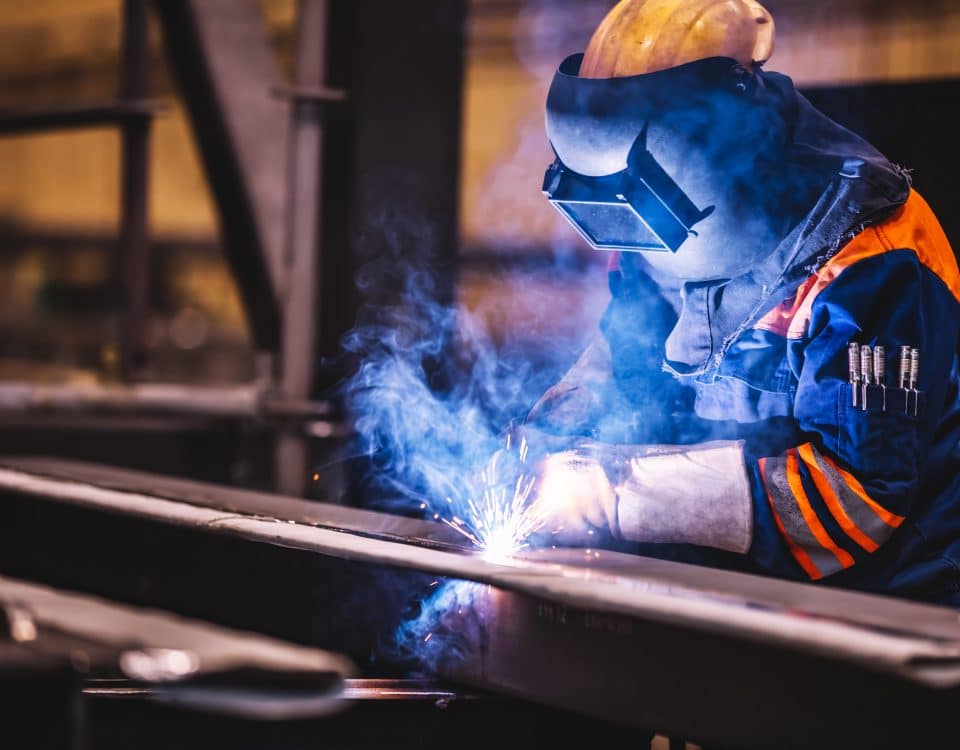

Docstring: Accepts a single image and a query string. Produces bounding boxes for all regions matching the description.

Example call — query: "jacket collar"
[658,74,912,377]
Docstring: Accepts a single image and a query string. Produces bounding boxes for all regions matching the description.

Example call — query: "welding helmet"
[543,53,791,281]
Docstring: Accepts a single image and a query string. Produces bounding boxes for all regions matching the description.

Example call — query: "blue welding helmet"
[544,53,788,278]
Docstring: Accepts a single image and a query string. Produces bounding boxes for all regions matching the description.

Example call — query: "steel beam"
[152,0,287,351]
[0,381,332,421]
[1,575,352,720]
[0,101,161,136]
[117,0,153,379]
[2,458,960,747]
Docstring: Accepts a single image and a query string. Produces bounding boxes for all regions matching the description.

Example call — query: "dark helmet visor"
[543,124,714,253]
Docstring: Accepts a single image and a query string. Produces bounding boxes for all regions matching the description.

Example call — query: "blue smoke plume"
[340,252,589,522]
[392,579,491,674]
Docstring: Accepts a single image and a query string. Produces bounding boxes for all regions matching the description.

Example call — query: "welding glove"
[532,449,620,545]
[532,440,752,553]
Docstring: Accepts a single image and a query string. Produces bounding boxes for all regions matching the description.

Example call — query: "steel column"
[152,0,287,351]
[116,0,153,380]
[275,0,330,496]
[316,0,468,388]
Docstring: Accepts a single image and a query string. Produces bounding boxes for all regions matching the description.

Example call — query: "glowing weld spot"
[438,434,545,559]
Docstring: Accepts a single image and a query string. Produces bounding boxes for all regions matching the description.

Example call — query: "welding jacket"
[534,78,960,605]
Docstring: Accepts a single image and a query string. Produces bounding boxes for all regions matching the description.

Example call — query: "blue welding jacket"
[598,69,960,605]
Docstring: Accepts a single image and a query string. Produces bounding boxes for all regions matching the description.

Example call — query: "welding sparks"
[438,434,545,559]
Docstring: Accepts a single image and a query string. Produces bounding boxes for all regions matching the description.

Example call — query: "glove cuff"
[615,441,753,553]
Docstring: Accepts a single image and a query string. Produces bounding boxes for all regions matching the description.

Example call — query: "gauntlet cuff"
[615,441,753,553]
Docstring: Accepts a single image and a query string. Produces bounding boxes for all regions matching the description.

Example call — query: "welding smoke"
[340,242,600,518]
[391,579,491,674]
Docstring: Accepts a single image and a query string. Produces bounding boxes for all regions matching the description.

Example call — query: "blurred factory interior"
[3,1,960,748]
[3,0,959,498]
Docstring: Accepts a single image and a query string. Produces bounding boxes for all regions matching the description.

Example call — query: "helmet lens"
[554,200,667,252]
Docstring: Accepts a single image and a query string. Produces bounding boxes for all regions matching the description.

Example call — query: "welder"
[528,0,960,605]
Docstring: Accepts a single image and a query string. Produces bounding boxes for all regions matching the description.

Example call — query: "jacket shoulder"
[755,190,959,339]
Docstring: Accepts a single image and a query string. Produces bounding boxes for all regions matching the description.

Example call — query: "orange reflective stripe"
[781,189,960,339]
[759,457,822,580]
[820,454,906,529]
[785,450,856,569]
[797,443,879,553]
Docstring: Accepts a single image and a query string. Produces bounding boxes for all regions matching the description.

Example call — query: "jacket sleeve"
[748,250,960,580]
[525,334,615,437]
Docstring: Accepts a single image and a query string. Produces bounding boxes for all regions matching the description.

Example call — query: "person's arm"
[527,255,691,442]
[526,335,614,436]
[536,249,960,575]
[746,250,958,579]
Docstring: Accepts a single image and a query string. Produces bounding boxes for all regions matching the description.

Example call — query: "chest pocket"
[693,328,796,423]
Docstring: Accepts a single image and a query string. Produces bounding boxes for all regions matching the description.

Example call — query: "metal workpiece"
[153,0,289,351]
[276,0,331,497]
[0,381,342,438]
[0,575,353,721]
[4,457,960,749]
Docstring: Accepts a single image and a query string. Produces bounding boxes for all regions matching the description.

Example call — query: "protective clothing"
[532,63,960,605]
[534,450,619,545]
[536,440,752,552]
[614,441,752,551]
[581,0,775,79]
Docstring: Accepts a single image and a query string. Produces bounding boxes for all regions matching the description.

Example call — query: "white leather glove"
[532,441,753,553]
[532,450,619,545]
[614,441,753,553]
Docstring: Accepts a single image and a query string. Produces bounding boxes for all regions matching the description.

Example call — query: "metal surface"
[0,456,463,550]
[153,0,287,351]
[0,381,332,421]
[87,677,467,703]
[340,678,466,702]
[117,0,153,380]
[3,457,960,748]
[81,673,636,750]
[271,84,348,103]
[276,0,330,497]
[0,574,353,720]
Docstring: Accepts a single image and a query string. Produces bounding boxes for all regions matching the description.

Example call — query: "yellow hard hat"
[581,0,775,79]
